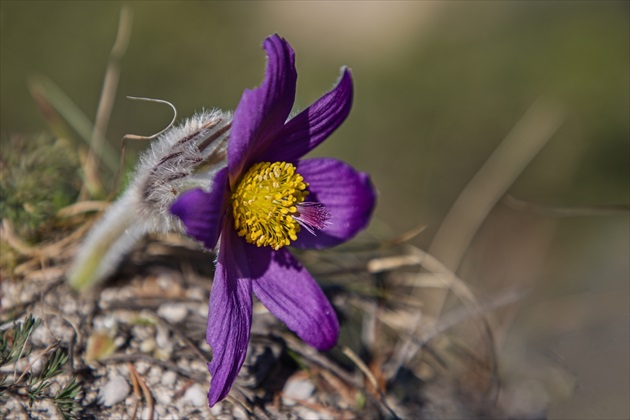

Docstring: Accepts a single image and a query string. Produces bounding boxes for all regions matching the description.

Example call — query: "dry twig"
[128,362,154,420]
[83,6,133,195]
[427,100,564,318]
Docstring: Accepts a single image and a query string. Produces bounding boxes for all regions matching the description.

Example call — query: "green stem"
[68,189,144,291]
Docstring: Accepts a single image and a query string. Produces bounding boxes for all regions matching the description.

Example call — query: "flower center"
[231,161,309,250]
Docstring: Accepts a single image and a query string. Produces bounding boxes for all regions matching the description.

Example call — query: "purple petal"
[207,228,267,406]
[228,34,297,185]
[252,248,339,351]
[293,158,376,249]
[170,168,228,250]
[260,68,354,163]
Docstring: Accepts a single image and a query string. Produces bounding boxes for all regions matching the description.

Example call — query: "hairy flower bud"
[68,110,232,291]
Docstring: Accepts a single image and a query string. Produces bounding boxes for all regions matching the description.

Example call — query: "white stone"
[155,325,172,350]
[199,341,212,353]
[99,375,130,407]
[295,407,324,420]
[28,354,44,375]
[157,303,188,323]
[283,377,315,406]
[139,337,156,353]
[183,384,206,407]
[156,404,167,417]
[133,361,149,375]
[30,323,53,347]
[161,370,177,386]
[197,305,209,317]
[101,315,117,330]
[154,347,172,361]
[185,287,206,301]
[155,388,172,405]
[210,401,223,416]
[232,405,248,419]
[113,336,125,348]
[157,274,172,290]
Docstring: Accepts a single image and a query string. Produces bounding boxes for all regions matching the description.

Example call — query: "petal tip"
[207,389,221,408]
[340,65,353,82]
[314,328,339,352]
[315,308,340,351]
[263,33,295,63]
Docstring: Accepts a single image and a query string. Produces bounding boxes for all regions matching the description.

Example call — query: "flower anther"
[231,161,310,250]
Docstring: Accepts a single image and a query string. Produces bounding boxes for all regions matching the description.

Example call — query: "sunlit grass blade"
[28,75,119,174]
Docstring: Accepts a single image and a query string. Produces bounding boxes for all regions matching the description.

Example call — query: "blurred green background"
[1,2,628,418]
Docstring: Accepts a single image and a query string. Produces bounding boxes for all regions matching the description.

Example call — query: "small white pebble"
[283,377,315,406]
[157,274,173,290]
[139,337,157,353]
[134,361,150,375]
[18,290,33,303]
[4,398,24,416]
[30,325,53,347]
[99,375,130,407]
[155,391,171,408]
[183,384,207,407]
[154,347,173,361]
[113,336,125,348]
[210,401,223,416]
[27,354,44,375]
[185,287,206,301]
[189,360,207,373]
[63,300,78,314]
[101,315,117,330]
[155,388,172,405]
[161,370,177,387]
[295,407,324,420]
[232,405,248,419]
[197,305,209,317]
[148,366,164,384]
[157,303,188,323]
[155,325,172,350]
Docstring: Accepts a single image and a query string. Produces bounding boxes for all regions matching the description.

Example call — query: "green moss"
[0,134,81,242]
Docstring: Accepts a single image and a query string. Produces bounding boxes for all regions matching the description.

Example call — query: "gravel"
[99,375,131,407]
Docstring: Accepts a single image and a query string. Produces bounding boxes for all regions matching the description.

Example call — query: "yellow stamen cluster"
[231,161,309,250]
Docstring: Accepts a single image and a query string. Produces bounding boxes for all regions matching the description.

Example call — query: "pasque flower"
[170,34,376,406]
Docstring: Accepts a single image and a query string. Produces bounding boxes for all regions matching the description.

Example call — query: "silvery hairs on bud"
[68,110,232,291]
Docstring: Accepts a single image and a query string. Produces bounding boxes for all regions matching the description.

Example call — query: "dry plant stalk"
[82,6,133,197]
[426,99,565,319]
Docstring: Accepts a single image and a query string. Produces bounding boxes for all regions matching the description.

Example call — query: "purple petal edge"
[206,229,255,406]
[252,248,339,351]
[293,158,376,249]
[228,34,297,185]
[260,67,354,163]
[170,168,228,250]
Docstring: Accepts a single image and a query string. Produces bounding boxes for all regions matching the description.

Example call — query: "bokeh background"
[1,2,628,418]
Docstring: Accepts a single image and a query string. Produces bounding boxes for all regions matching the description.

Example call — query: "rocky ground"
[1,213,554,419]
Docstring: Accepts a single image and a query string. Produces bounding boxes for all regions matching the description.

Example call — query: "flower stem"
[68,189,144,291]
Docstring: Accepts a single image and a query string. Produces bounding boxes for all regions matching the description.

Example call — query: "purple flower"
[170,34,376,407]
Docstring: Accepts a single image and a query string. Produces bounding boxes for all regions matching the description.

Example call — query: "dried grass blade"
[426,99,564,318]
